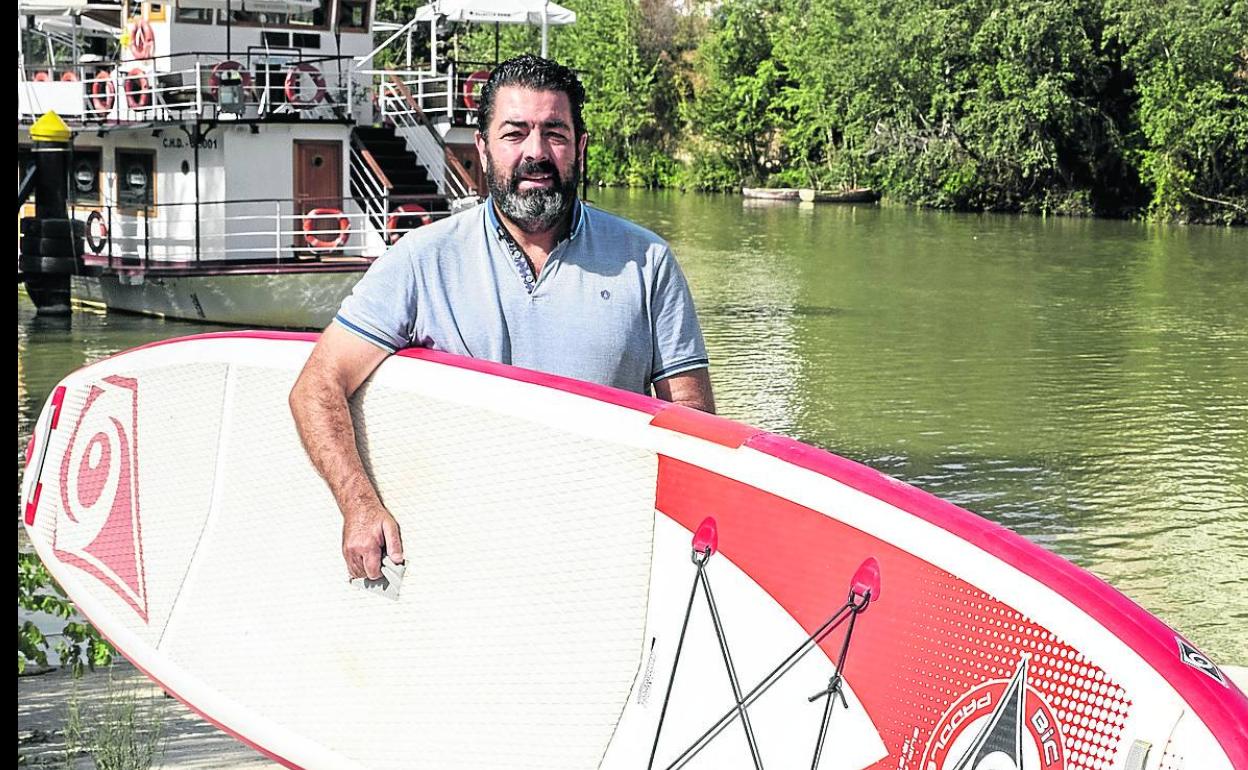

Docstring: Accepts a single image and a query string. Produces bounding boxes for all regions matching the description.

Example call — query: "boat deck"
[78,254,374,278]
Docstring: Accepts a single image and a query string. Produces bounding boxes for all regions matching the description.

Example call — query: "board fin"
[350,555,405,601]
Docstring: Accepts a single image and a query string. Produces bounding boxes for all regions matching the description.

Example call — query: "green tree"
[773,0,1133,213]
[687,0,790,186]
[448,0,670,185]
[550,0,662,185]
[368,0,1246,221]
[1107,0,1248,223]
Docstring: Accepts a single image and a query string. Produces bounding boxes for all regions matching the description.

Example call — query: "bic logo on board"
[921,657,1065,770]
[55,376,150,623]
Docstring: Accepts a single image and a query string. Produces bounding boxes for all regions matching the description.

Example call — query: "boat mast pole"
[541,1,549,58]
[72,15,79,78]
[194,123,201,264]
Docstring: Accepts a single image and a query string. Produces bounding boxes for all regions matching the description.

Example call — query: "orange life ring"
[85,210,109,254]
[60,70,80,82]
[285,63,327,109]
[89,71,116,113]
[462,70,490,110]
[124,68,151,109]
[33,71,51,82]
[303,208,350,251]
[209,60,253,101]
[386,203,433,243]
[129,18,155,60]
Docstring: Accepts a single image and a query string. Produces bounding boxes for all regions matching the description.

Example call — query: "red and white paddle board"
[19,332,1247,770]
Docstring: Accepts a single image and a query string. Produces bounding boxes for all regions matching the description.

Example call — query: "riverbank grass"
[61,670,166,770]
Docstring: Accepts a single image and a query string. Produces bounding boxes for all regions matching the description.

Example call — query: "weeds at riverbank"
[62,671,166,770]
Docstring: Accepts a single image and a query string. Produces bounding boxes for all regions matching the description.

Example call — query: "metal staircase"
[349,124,456,246]
[348,71,480,247]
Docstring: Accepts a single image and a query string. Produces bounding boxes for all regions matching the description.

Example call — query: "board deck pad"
[19,332,1248,770]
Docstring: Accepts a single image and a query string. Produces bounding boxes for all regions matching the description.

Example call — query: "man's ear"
[578,131,589,175]
[475,131,488,172]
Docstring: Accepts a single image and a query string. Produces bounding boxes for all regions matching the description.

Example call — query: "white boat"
[17,0,574,327]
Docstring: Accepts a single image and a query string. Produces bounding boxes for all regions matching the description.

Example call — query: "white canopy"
[18,0,88,14]
[177,0,321,12]
[414,0,576,26]
[36,14,118,37]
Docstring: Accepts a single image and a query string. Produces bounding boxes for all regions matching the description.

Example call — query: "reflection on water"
[16,193,1248,664]
[594,189,1248,664]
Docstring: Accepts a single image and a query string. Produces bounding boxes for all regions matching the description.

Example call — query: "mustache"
[510,159,563,192]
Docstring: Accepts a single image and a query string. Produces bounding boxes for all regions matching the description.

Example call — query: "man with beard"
[290,55,712,580]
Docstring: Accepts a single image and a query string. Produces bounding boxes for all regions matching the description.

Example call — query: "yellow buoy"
[31,111,72,144]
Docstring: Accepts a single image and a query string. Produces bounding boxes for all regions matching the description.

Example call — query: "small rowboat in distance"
[798,187,881,203]
[741,187,802,201]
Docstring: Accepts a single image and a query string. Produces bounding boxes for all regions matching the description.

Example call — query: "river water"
[17,189,1248,664]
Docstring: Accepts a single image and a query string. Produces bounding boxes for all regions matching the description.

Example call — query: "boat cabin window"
[220,0,329,30]
[262,31,322,50]
[174,7,214,24]
[70,148,103,206]
[337,0,370,32]
[116,149,156,213]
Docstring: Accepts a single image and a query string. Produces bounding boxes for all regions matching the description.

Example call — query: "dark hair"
[476,54,586,139]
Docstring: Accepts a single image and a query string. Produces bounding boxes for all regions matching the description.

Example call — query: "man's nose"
[521,129,549,161]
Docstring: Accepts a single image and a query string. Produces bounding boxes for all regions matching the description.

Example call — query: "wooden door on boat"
[293,140,343,252]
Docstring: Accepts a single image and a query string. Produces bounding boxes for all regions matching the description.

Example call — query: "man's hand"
[289,323,400,579]
[342,501,405,580]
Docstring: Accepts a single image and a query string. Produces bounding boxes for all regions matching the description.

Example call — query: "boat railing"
[349,137,394,235]
[362,61,494,128]
[379,76,476,202]
[18,51,357,125]
[350,14,500,128]
[67,194,451,271]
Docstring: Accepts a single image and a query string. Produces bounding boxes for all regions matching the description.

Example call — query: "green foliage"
[18,551,112,676]
[683,145,743,191]
[369,0,1245,221]
[686,0,790,184]
[769,0,1126,214]
[447,0,679,186]
[1106,0,1248,224]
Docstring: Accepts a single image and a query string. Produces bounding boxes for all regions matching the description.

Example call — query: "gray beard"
[485,153,579,234]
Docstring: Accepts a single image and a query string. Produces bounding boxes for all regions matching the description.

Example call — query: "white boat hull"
[72,271,363,329]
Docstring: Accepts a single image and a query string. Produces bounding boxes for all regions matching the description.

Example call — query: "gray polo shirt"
[334,199,708,395]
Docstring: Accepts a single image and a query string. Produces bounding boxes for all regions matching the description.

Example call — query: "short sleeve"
[650,245,709,383]
[333,245,417,353]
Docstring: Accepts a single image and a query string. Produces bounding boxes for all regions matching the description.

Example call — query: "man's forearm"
[290,373,382,517]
